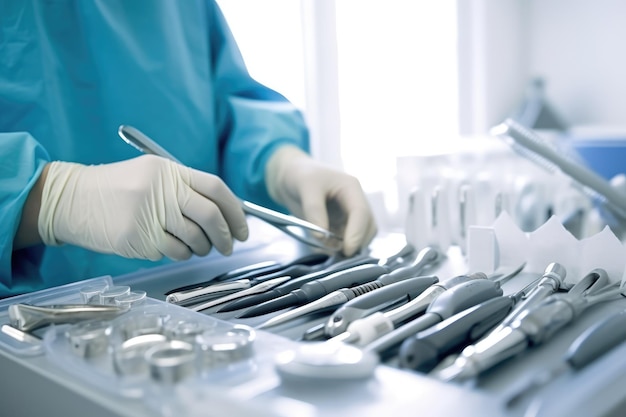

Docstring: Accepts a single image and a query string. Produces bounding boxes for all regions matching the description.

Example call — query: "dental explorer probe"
[257,247,442,328]
[327,263,525,347]
[433,268,618,383]
[505,309,626,407]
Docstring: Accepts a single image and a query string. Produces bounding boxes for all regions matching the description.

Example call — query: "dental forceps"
[117,124,343,252]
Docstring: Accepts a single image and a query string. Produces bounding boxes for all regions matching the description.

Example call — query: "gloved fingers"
[157,232,194,261]
[328,184,378,257]
[179,190,234,255]
[296,187,331,235]
[342,208,378,257]
[167,214,214,257]
[186,169,249,242]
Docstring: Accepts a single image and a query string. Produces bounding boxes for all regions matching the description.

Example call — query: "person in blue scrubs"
[0,1,377,298]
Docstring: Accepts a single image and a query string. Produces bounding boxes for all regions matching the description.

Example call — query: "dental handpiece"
[395,281,540,372]
[434,269,619,382]
[396,296,515,372]
[330,276,500,347]
[505,309,626,407]
[486,262,567,338]
[362,279,503,354]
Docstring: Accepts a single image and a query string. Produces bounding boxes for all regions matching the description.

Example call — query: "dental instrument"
[259,275,439,330]
[433,269,618,383]
[219,243,416,313]
[118,124,344,252]
[395,281,539,371]
[1,324,43,345]
[166,280,252,305]
[301,275,440,341]
[396,296,515,372]
[484,262,567,338]
[9,303,129,333]
[165,253,330,297]
[505,309,626,407]
[337,279,502,348]
[190,276,291,312]
[239,263,390,319]
[256,246,442,328]
[326,263,525,347]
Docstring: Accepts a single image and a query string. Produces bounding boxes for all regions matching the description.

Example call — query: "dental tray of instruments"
[4,269,626,417]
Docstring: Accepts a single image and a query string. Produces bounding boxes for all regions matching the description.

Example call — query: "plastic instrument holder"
[0,275,114,356]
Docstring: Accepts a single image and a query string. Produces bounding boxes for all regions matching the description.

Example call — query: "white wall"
[528,0,626,127]
[462,0,626,133]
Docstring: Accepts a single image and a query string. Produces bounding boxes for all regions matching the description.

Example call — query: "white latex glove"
[266,146,377,256]
[38,155,248,261]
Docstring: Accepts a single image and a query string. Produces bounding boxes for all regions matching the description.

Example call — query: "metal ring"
[116,312,167,340]
[112,333,167,377]
[145,340,196,384]
[195,324,256,370]
[65,320,113,359]
[163,319,216,343]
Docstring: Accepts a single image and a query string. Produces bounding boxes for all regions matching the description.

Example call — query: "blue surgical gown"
[0,0,309,297]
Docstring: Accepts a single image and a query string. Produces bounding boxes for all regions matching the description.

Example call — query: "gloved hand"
[38,155,248,261]
[266,145,377,256]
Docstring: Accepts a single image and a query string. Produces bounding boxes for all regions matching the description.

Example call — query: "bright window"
[335,1,458,191]
[217,0,458,215]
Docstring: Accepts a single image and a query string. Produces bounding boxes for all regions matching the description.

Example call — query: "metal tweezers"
[118,124,343,252]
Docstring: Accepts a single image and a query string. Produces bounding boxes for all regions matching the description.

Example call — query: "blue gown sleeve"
[0,132,50,294]
[208,3,310,211]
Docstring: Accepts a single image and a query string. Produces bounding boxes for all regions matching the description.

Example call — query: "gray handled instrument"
[397,296,514,372]
[506,309,626,407]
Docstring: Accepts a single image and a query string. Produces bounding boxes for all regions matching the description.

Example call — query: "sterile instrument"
[505,309,626,407]
[396,296,516,372]
[1,324,43,345]
[221,243,416,314]
[433,268,619,382]
[215,253,381,312]
[327,263,525,347]
[492,118,626,218]
[165,252,331,300]
[312,274,441,339]
[240,263,390,319]
[166,276,289,307]
[482,262,567,339]
[189,276,291,312]
[300,275,442,342]
[8,303,129,333]
[118,124,344,252]
[256,246,442,328]
[356,279,502,351]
